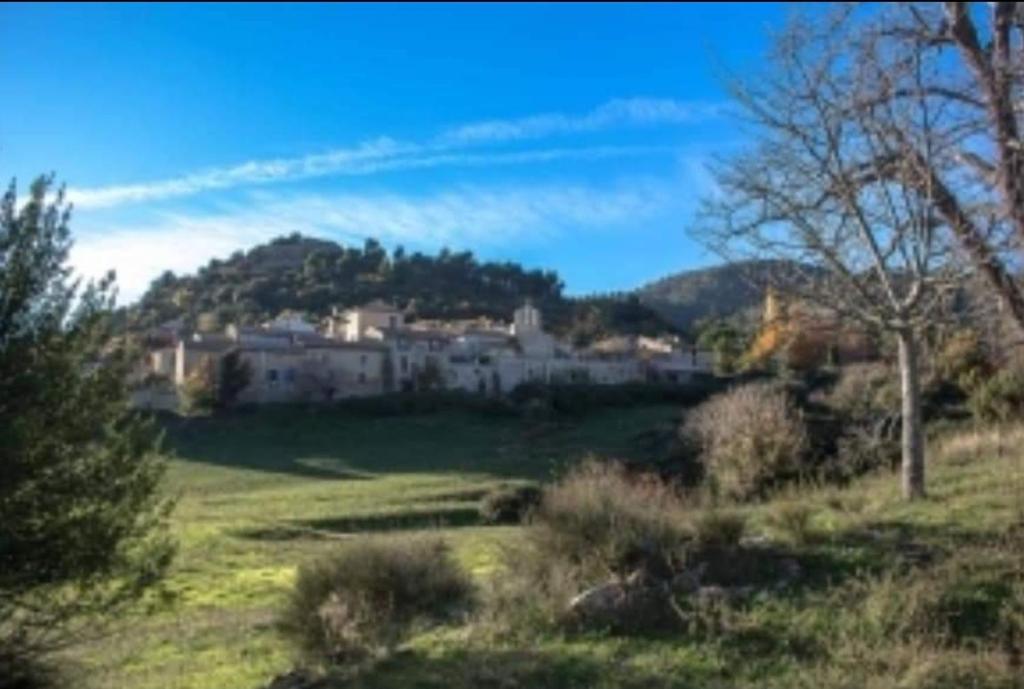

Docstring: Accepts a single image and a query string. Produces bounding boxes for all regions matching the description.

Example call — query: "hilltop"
[125,233,676,345]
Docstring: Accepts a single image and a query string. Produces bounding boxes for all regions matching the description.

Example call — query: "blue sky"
[1,2,796,303]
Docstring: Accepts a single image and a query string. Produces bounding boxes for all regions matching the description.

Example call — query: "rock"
[695,585,728,604]
[567,581,627,621]
[567,578,683,633]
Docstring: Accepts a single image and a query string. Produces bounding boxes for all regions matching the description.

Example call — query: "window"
[358,372,366,384]
[266,369,279,383]
[400,356,408,373]
[388,315,397,329]
[285,368,296,383]
[360,354,367,366]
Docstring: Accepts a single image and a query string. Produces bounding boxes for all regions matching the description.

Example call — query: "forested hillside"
[126,233,676,344]
[636,260,808,331]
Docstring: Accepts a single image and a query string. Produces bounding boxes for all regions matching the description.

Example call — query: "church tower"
[512,300,542,336]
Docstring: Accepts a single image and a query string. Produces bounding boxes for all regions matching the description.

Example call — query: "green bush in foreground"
[278,536,472,665]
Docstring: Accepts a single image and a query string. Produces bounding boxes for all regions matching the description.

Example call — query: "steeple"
[512,300,542,335]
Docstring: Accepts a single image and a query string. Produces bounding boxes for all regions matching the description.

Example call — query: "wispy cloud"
[71,178,680,302]
[66,97,716,210]
[67,137,412,209]
[438,97,721,145]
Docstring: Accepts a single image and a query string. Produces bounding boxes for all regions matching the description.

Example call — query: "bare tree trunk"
[897,328,925,500]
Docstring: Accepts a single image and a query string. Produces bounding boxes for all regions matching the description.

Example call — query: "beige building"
[134,300,714,410]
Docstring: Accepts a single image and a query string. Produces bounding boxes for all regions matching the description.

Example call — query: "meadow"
[67,404,679,689]
[66,403,1024,689]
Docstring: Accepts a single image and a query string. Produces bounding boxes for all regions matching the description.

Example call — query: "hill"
[125,233,676,345]
[635,260,804,332]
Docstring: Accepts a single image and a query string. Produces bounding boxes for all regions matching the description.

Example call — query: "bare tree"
[698,9,968,499]
[846,2,1024,337]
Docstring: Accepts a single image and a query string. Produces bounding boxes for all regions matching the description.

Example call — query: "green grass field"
[65,406,1024,689]
[67,404,680,689]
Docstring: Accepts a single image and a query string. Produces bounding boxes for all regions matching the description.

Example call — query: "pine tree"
[0,176,174,677]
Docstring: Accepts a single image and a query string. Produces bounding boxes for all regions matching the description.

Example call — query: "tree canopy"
[0,177,174,673]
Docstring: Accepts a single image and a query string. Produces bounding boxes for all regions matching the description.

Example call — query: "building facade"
[133,302,713,410]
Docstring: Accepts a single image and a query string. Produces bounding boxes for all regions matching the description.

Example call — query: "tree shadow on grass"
[232,506,484,541]
[316,644,722,689]
[770,517,1001,603]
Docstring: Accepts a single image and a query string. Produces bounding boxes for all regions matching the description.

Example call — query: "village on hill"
[132,299,715,410]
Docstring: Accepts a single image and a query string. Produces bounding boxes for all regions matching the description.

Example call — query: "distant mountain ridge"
[634,260,805,331]
[125,233,799,342]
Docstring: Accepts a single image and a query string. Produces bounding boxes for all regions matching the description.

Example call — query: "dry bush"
[692,509,747,549]
[528,460,691,581]
[684,382,809,501]
[827,363,900,422]
[969,359,1024,425]
[932,329,993,395]
[478,483,542,525]
[481,459,691,635]
[936,425,1024,465]
[766,500,818,546]
[278,535,472,665]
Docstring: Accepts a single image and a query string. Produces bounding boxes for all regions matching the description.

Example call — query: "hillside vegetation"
[125,233,675,345]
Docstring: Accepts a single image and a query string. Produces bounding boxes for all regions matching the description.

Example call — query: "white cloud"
[65,97,716,210]
[439,97,720,145]
[67,137,413,209]
[70,178,679,303]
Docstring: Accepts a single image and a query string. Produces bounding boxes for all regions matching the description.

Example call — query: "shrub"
[692,509,747,549]
[832,427,900,481]
[528,460,691,581]
[278,536,472,664]
[969,360,1024,424]
[0,647,65,689]
[684,382,809,500]
[479,484,542,525]
[826,363,900,423]
[179,359,217,415]
[767,501,817,545]
[933,328,993,395]
[482,460,691,634]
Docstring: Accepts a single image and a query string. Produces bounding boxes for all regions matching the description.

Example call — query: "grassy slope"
[68,405,679,689]
[68,408,1024,689]
[351,428,1024,689]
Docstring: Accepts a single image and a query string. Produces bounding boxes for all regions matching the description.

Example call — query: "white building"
[133,301,713,410]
